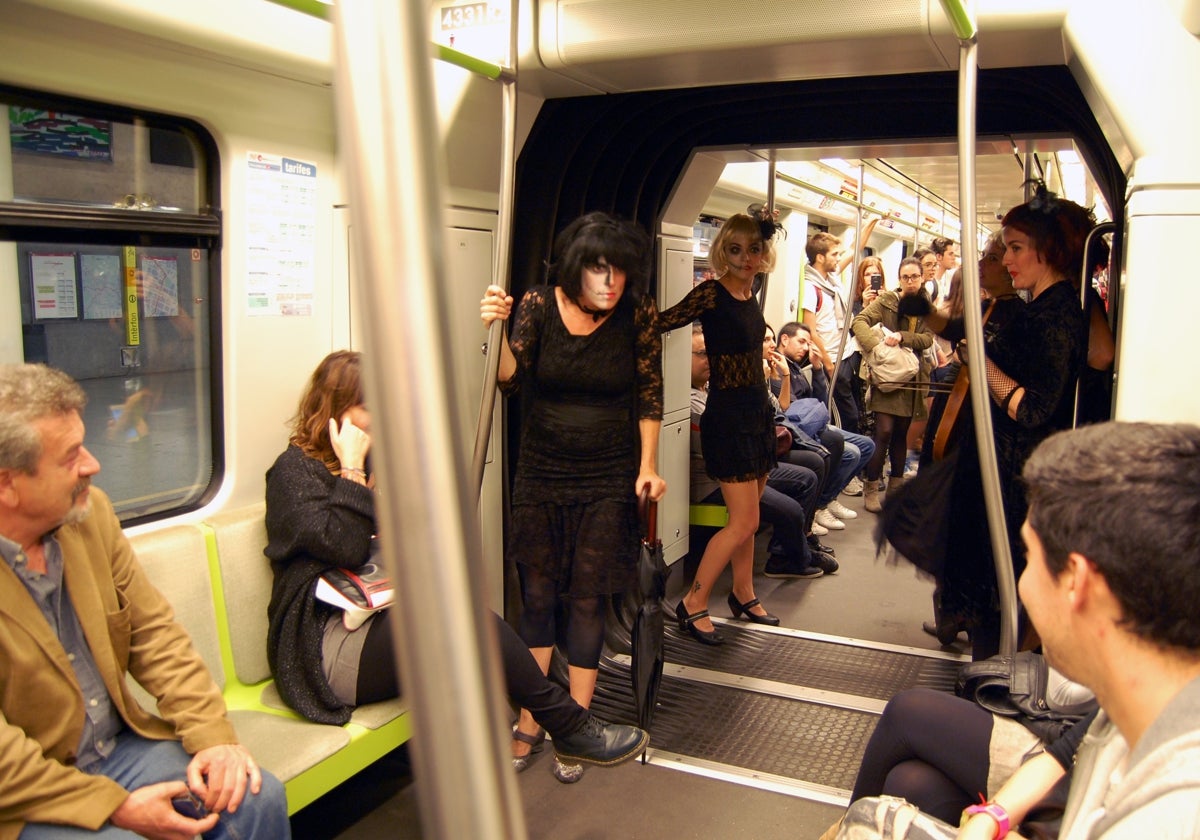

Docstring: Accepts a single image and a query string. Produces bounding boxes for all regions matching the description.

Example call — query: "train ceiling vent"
[536,0,949,91]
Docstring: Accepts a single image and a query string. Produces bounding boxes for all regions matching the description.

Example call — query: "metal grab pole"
[471,0,519,500]
[1074,222,1116,427]
[331,2,524,837]
[940,1,1019,656]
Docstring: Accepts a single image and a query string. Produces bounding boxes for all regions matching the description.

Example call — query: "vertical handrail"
[471,0,520,499]
[331,2,525,837]
[826,167,868,421]
[1074,222,1116,427]
[939,0,1019,656]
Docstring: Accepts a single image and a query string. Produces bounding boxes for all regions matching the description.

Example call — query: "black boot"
[552,715,648,767]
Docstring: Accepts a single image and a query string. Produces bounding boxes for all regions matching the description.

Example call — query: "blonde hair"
[709,214,777,276]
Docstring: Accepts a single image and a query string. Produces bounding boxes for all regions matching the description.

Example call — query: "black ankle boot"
[552,715,648,767]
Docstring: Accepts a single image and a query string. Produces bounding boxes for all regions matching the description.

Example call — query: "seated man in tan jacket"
[0,363,289,839]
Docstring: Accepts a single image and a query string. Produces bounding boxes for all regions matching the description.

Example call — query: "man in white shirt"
[800,219,877,434]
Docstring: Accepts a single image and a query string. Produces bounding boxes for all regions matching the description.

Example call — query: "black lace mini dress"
[659,279,775,483]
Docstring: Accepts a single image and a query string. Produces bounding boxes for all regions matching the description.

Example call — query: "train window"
[0,89,221,524]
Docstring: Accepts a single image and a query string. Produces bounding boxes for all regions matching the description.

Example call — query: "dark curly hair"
[1001,181,1097,284]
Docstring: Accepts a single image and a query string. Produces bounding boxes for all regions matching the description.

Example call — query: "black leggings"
[866,411,913,481]
[518,565,606,670]
[354,611,589,738]
[850,689,993,824]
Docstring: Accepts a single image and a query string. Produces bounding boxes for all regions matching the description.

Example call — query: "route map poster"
[139,256,180,317]
[81,253,124,319]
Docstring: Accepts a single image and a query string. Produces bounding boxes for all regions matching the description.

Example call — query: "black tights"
[850,689,993,824]
[867,411,912,481]
[518,566,606,669]
[354,611,589,738]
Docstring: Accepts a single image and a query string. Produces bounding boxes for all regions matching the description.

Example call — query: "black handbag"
[956,651,1097,742]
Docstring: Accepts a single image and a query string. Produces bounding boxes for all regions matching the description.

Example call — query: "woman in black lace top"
[480,212,665,779]
[659,212,783,644]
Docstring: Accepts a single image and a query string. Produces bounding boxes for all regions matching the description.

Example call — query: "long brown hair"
[854,256,885,301]
[289,350,364,470]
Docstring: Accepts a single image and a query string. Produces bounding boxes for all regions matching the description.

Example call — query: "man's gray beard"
[61,494,92,526]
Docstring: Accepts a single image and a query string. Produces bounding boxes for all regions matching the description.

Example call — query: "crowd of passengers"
[1,183,1189,839]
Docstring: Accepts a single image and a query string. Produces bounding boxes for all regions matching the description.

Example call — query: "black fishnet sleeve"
[657,280,718,333]
[498,286,549,397]
[634,294,663,420]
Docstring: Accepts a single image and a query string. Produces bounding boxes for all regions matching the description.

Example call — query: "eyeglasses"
[899,273,922,281]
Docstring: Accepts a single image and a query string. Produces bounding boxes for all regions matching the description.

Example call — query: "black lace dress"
[502,286,662,597]
[659,279,776,482]
[941,282,1086,648]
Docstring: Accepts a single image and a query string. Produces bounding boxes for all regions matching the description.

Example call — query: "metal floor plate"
[662,622,961,699]
[587,621,964,798]
[591,670,877,792]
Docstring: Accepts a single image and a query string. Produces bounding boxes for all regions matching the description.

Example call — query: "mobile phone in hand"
[171,792,208,820]
[869,274,883,291]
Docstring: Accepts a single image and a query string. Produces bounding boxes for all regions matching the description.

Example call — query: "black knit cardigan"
[264,445,376,724]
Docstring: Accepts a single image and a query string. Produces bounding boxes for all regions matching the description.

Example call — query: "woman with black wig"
[480,212,665,781]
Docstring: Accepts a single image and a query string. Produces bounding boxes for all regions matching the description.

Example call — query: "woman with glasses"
[851,257,935,513]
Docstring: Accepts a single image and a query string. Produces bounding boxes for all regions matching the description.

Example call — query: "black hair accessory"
[1022,179,1059,214]
[747,203,785,241]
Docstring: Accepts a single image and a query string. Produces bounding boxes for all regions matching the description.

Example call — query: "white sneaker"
[826,500,858,520]
[842,476,864,496]
[814,508,846,530]
[811,521,829,537]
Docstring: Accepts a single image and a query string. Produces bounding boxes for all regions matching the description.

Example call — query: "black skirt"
[700,385,776,483]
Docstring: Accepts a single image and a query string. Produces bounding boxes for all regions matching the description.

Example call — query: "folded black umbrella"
[630,488,666,761]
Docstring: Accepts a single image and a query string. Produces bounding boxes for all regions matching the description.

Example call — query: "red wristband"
[963,801,1010,838]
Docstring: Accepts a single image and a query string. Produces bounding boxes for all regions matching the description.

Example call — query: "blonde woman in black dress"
[659,212,782,644]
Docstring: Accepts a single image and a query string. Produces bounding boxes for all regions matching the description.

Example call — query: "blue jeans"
[819,427,876,506]
[19,734,290,839]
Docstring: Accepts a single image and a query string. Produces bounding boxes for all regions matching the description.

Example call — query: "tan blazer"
[0,488,236,838]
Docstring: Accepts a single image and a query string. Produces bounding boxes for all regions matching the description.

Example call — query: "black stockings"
[518,565,606,670]
[867,411,912,481]
[850,689,993,824]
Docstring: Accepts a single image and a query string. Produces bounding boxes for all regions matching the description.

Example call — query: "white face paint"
[579,259,626,311]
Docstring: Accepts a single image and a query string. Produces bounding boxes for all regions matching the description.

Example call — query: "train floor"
[289,485,970,839]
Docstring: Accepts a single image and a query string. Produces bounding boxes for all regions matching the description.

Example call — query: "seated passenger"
[263,351,647,779]
[774,321,876,530]
[690,327,837,584]
[0,363,290,839]
[831,421,1200,839]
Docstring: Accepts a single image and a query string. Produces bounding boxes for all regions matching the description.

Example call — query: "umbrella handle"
[638,486,657,543]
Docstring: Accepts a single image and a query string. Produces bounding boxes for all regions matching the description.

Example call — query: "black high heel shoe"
[727,593,781,626]
[675,600,724,645]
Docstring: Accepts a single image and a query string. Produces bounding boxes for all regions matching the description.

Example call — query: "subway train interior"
[2,0,1199,836]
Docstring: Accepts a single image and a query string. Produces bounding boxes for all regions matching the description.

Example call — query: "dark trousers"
[360,611,588,739]
[834,361,860,434]
[701,460,820,569]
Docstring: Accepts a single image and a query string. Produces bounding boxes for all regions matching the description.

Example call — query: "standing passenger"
[659,212,782,643]
[851,256,934,512]
[479,212,665,782]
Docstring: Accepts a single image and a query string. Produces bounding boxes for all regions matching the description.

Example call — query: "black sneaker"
[553,716,648,767]
[764,557,823,579]
[807,535,836,557]
[810,551,839,575]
